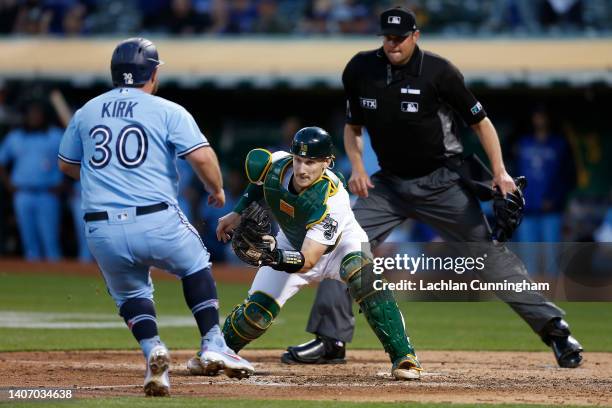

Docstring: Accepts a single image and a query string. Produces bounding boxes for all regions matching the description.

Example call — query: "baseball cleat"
[552,335,583,368]
[281,336,346,365]
[392,354,422,381]
[187,349,254,379]
[540,318,583,368]
[187,326,254,379]
[186,352,210,376]
[144,345,170,397]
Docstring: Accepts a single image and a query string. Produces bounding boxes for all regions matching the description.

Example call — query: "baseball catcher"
[207,126,422,380]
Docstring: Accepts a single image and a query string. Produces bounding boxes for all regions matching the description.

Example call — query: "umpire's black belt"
[84,203,168,222]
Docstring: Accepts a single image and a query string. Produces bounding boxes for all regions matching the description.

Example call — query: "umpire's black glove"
[492,176,527,242]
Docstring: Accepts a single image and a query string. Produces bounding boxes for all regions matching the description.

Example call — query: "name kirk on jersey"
[101,101,138,118]
[373,279,550,293]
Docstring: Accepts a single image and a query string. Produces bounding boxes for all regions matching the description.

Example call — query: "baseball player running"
[212,126,422,380]
[58,38,253,397]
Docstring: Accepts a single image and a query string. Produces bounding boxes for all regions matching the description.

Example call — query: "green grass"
[0,271,611,352]
[0,399,594,408]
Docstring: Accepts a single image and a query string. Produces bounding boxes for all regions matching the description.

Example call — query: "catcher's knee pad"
[340,252,416,362]
[222,291,280,353]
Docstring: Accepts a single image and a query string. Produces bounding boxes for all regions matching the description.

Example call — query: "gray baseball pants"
[304,167,564,342]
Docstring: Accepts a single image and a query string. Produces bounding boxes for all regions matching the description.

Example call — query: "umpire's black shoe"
[281,336,346,364]
[540,318,583,368]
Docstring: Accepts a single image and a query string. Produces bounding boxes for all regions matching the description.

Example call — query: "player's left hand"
[207,189,226,208]
[492,170,516,196]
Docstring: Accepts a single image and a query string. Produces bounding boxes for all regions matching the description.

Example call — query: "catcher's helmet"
[290,127,334,159]
[110,38,163,87]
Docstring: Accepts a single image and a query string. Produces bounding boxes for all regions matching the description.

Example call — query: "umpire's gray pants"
[304,167,564,342]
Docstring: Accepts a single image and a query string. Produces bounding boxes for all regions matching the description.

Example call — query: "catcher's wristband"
[270,249,305,273]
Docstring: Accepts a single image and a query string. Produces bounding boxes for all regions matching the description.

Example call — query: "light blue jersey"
[0,126,63,261]
[59,87,208,212]
[0,127,63,189]
[58,87,212,305]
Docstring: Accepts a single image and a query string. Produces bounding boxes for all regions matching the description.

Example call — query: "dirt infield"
[1,350,611,406]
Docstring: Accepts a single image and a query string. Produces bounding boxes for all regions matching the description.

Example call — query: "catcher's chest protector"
[263,156,332,249]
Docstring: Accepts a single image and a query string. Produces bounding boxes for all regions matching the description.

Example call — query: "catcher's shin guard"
[222,291,280,353]
[340,252,419,366]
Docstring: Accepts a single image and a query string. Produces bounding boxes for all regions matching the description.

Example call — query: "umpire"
[282,6,583,368]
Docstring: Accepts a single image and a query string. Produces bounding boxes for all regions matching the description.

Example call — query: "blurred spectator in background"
[60,1,87,36]
[224,0,258,34]
[85,0,141,34]
[253,0,291,34]
[515,106,575,275]
[539,0,584,30]
[0,99,63,261]
[329,1,372,34]
[13,0,53,34]
[563,120,612,241]
[299,0,332,34]
[0,0,609,36]
[155,0,213,35]
[0,0,19,34]
[485,0,539,33]
[42,0,87,35]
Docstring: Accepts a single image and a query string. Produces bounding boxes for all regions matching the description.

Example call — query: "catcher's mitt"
[492,176,527,242]
[231,202,277,266]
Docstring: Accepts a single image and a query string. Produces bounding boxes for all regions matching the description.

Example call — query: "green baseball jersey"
[234,149,344,249]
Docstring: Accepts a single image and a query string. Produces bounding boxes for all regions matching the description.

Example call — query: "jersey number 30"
[89,124,148,169]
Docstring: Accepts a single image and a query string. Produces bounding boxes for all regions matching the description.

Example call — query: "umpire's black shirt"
[343,45,487,178]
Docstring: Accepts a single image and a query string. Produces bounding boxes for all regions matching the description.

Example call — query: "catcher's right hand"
[231,202,278,266]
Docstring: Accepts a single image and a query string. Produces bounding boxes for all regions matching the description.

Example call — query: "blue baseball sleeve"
[58,110,83,164]
[168,107,209,158]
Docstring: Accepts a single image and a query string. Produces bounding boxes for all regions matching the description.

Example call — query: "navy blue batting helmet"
[110,38,163,87]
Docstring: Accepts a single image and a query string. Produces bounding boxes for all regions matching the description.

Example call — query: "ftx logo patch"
[360,97,377,109]
[471,102,483,115]
[401,101,419,113]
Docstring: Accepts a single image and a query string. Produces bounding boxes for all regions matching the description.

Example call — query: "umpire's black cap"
[379,7,417,36]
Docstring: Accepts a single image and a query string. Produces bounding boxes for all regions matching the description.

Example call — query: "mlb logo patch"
[388,16,401,24]
[401,101,419,113]
[116,212,129,221]
[360,98,377,110]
